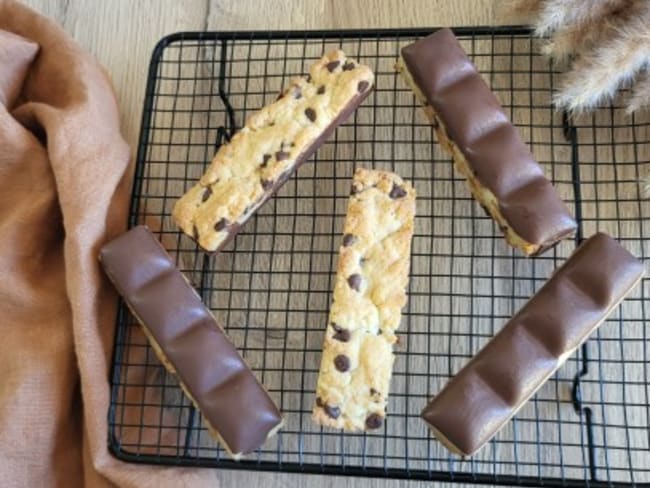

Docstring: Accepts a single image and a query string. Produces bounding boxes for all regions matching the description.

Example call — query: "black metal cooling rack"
[108,26,650,487]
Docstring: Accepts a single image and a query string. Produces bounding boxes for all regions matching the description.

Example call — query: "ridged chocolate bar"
[99,226,283,459]
[396,28,577,256]
[421,232,644,456]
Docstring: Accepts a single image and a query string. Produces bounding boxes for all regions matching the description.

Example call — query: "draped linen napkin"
[0,1,221,486]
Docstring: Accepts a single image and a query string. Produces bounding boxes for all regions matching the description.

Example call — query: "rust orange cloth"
[0,1,221,486]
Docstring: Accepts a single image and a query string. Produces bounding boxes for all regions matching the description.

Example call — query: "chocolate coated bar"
[421,232,644,456]
[397,28,577,255]
[100,226,283,459]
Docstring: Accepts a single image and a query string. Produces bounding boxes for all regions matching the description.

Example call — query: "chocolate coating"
[99,226,283,456]
[401,28,576,248]
[421,232,644,456]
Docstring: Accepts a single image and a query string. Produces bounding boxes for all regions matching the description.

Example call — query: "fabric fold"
[0,1,220,486]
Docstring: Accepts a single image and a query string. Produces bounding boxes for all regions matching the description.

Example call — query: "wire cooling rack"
[108,26,650,487]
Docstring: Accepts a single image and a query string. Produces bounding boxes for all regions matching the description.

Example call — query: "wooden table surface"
[19,1,648,488]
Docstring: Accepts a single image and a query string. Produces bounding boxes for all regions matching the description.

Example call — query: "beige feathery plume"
[627,72,650,113]
[531,0,623,37]
[554,3,650,112]
[542,0,635,62]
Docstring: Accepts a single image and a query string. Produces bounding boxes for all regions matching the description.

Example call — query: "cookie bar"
[173,51,374,252]
[421,232,644,456]
[99,226,283,459]
[313,168,416,431]
[396,28,576,256]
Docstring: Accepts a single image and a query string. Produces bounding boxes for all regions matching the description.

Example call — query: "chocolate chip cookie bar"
[173,51,375,252]
[422,232,644,456]
[313,168,416,431]
[396,28,576,256]
[99,226,283,459]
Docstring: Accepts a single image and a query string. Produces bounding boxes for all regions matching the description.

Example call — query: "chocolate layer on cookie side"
[206,84,373,255]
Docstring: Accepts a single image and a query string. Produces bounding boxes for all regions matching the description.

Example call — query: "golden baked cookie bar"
[313,168,416,431]
[173,50,374,252]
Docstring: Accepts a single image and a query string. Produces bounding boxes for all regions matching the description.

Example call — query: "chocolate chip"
[306,74,312,83]
[350,183,361,195]
[389,183,407,199]
[293,89,302,99]
[276,92,285,101]
[317,85,325,95]
[334,354,350,372]
[343,61,355,71]
[330,323,350,342]
[365,413,383,430]
[357,80,370,93]
[325,60,340,72]
[275,151,290,161]
[192,225,199,240]
[347,273,362,291]
[261,153,272,167]
[325,404,341,418]
[305,107,317,122]
[370,388,378,396]
[201,187,212,203]
[316,397,340,419]
[377,329,383,335]
[342,233,356,247]
[214,218,230,232]
[261,179,273,190]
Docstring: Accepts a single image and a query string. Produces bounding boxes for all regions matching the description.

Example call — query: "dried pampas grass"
[504,0,650,196]
[554,13,650,112]
[508,0,650,114]
[541,0,634,62]
[627,73,650,113]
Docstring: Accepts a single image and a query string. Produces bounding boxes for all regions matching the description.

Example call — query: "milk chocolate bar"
[313,168,416,431]
[396,28,577,256]
[99,226,283,459]
[421,232,644,456]
[173,50,374,252]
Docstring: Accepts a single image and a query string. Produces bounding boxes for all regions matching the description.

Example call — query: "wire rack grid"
[108,26,650,487]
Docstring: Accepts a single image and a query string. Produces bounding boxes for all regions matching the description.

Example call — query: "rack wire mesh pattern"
[108,27,650,487]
